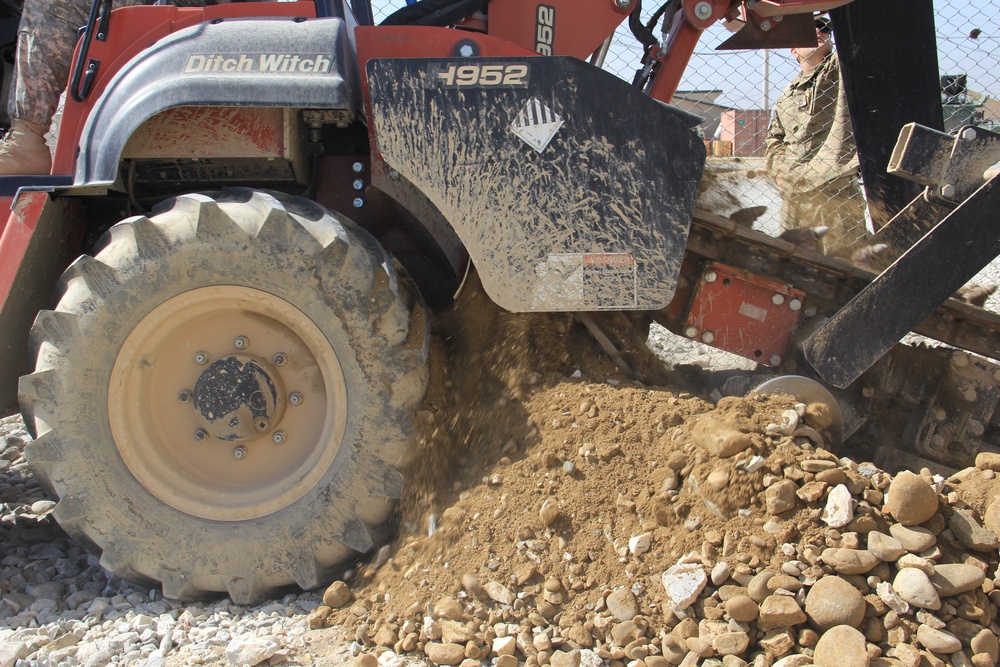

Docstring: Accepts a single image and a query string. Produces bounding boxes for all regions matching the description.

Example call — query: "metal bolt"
[932,406,947,422]
[352,179,365,191]
[684,327,698,339]
[353,197,365,209]
[273,431,286,444]
[289,392,303,406]
[704,271,717,284]
[234,336,248,349]
[254,418,270,433]
[862,386,875,398]
[194,429,208,442]
[693,1,712,20]
[233,446,247,460]
[769,354,782,367]
[701,331,715,344]
[941,183,956,198]
[789,299,802,312]
[352,162,364,174]
[772,294,785,306]
[760,19,773,30]
[613,0,630,8]
[458,43,475,57]
[178,390,192,403]
[194,352,209,365]
[967,419,985,437]
[273,353,287,366]
[804,307,817,318]
[961,127,977,142]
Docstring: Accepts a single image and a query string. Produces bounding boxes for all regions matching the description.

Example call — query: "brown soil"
[331,274,829,633]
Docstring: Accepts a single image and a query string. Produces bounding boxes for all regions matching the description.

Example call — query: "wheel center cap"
[192,354,285,441]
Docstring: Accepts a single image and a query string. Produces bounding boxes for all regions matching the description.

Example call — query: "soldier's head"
[791,15,834,72]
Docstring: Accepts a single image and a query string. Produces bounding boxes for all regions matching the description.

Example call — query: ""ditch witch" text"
[184,53,334,74]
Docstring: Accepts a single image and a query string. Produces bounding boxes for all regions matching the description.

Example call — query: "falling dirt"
[330,274,835,631]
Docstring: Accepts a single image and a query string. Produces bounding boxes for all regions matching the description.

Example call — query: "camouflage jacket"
[764,52,859,195]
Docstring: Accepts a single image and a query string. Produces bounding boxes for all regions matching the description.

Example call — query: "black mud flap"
[367,57,704,312]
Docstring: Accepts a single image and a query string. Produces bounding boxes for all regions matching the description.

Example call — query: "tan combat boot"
[0,120,52,175]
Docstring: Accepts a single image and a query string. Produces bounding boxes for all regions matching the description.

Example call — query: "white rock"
[876,581,910,614]
[484,581,515,605]
[821,484,854,528]
[225,637,279,667]
[661,563,708,610]
[893,568,941,610]
[629,532,652,557]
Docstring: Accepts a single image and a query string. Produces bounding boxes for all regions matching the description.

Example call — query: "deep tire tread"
[20,187,429,603]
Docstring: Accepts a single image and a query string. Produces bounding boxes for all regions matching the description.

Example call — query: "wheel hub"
[192,355,285,441]
[109,285,348,521]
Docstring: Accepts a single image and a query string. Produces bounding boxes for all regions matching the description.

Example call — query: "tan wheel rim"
[109,285,347,521]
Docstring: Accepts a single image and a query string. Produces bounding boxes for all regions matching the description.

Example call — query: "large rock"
[766,479,799,515]
[866,531,905,561]
[758,595,807,631]
[949,508,999,552]
[805,576,866,631]
[985,497,1000,538]
[725,595,760,622]
[606,587,639,621]
[893,568,941,610]
[322,581,353,609]
[885,471,938,526]
[820,548,880,575]
[225,637,279,667]
[916,625,961,654]
[662,563,708,610]
[813,625,869,667]
[929,564,986,597]
[424,643,467,666]
[888,523,937,552]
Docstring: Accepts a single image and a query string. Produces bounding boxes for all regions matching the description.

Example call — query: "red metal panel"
[0,193,47,307]
[486,0,633,60]
[683,261,805,366]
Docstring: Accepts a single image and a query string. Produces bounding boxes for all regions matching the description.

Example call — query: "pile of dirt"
[309,276,1000,667]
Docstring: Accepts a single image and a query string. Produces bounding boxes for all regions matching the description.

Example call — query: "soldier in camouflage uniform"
[0,0,205,175]
[765,18,870,261]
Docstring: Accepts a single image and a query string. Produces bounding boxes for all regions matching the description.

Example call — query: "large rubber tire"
[18,188,429,603]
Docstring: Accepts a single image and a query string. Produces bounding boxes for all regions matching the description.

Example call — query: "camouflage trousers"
[780,177,871,261]
[11,0,206,127]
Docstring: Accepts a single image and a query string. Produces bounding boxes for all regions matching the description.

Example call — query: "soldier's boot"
[0,120,51,175]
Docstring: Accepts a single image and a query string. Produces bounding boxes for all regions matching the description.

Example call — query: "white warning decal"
[511,97,564,153]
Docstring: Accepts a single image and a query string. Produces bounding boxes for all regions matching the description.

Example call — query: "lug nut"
[194,429,208,442]
[772,294,785,306]
[684,327,698,339]
[234,336,249,349]
[233,446,247,460]
[273,353,287,366]
[289,392,303,406]
[789,299,802,311]
[273,431,286,444]
[194,352,209,365]
[701,331,715,344]
[178,390,192,403]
